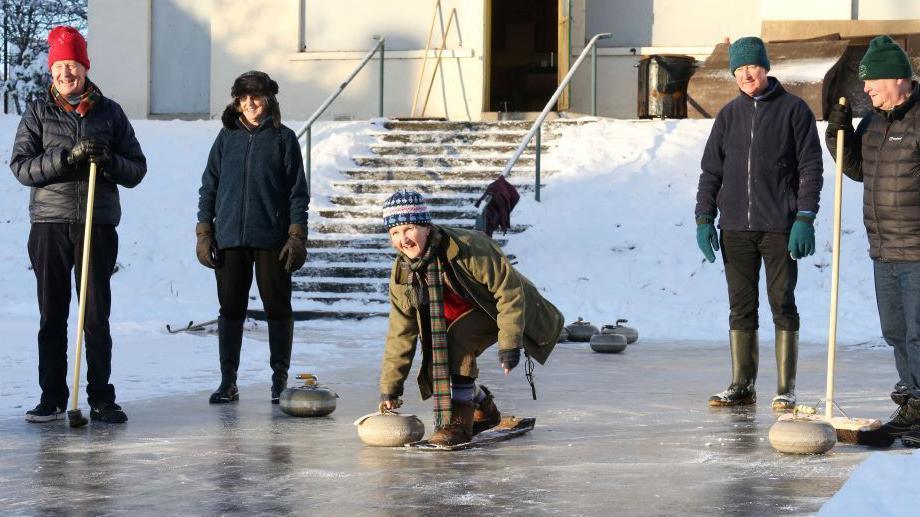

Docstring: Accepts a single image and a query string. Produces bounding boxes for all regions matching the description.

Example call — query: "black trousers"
[721,230,799,331]
[28,223,118,409]
[215,248,293,320]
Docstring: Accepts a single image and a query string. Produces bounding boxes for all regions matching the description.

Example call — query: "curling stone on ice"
[279,373,338,417]
[557,327,569,343]
[565,317,599,342]
[590,332,627,353]
[768,410,837,454]
[602,318,639,344]
[354,411,425,447]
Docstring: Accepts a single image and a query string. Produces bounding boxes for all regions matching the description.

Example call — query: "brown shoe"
[428,400,475,446]
[473,386,502,435]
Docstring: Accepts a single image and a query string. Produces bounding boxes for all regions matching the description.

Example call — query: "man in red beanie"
[10,26,147,424]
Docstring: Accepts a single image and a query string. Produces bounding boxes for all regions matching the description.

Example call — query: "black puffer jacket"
[826,82,920,262]
[696,78,824,232]
[10,86,147,225]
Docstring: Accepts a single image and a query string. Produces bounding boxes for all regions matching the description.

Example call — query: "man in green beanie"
[696,36,824,411]
[825,35,920,448]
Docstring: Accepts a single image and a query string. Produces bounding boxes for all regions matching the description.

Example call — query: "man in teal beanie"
[826,35,920,448]
[696,36,824,411]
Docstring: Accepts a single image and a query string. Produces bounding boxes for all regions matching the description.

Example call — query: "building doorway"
[487,0,561,113]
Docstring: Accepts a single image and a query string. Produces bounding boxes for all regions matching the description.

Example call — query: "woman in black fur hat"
[196,70,309,404]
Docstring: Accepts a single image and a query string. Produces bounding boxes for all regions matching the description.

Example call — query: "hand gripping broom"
[779,98,882,442]
[67,161,98,428]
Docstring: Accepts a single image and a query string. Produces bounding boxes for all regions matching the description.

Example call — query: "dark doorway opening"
[489,0,558,112]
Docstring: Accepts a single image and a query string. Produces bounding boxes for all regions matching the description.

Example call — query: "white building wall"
[88,0,920,120]
[87,0,151,119]
[210,0,484,121]
[761,0,852,20]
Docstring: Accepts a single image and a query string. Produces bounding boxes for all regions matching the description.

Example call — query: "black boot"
[268,317,294,404]
[709,330,758,407]
[772,330,798,411]
[210,317,243,404]
[860,397,920,447]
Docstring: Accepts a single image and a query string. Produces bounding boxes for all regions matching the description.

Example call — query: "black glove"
[67,138,111,168]
[500,348,521,372]
[826,102,853,135]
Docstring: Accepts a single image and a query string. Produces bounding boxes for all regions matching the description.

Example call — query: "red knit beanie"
[47,26,90,70]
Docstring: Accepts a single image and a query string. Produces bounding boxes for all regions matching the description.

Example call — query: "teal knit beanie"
[859,35,913,80]
[729,37,770,74]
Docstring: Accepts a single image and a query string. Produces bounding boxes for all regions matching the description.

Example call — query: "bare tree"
[2,0,87,114]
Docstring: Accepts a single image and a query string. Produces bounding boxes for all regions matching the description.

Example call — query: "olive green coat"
[379,226,564,399]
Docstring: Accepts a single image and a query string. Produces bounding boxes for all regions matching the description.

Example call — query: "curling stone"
[601,318,639,344]
[589,332,628,353]
[565,317,599,342]
[768,415,836,454]
[557,327,569,343]
[279,374,338,417]
[354,412,425,447]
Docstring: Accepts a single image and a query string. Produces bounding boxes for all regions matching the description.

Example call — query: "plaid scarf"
[50,81,100,117]
[405,228,451,428]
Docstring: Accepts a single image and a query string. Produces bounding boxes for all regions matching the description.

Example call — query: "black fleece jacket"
[696,78,824,232]
[197,114,308,250]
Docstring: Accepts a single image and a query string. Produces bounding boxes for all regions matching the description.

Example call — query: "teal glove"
[696,215,719,263]
[788,213,816,259]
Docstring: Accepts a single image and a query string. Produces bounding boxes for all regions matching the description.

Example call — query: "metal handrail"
[296,36,385,196]
[497,32,611,202]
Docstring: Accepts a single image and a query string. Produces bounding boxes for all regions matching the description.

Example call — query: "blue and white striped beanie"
[382,190,432,229]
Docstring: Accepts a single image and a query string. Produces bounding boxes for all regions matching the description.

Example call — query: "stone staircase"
[257,119,580,320]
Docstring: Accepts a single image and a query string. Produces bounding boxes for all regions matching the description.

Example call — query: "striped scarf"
[50,81,100,117]
[406,228,451,427]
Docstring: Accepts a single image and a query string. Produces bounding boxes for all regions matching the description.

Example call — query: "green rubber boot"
[709,330,758,407]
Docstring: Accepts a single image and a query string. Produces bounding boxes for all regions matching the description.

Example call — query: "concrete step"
[369,143,548,156]
[381,119,590,132]
[339,167,546,182]
[309,219,527,235]
[308,249,394,262]
[376,131,559,144]
[292,294,390,306]
[306,234,508,248]
[327,194,481,207]
[352,155,534,168]
[297,264,391,279]
[383,120,534,131]
[331,179,538,195]
[307,235,391,248]
[293,279,388,295]
[317,206,476,220]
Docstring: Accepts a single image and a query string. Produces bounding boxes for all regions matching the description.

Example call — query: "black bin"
[637,55,696,119]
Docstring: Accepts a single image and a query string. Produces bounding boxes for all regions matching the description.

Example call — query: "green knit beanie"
[859,35,913,80]
[728,37,770,74]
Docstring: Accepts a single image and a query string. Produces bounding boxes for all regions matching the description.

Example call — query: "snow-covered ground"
[0,113,911,512]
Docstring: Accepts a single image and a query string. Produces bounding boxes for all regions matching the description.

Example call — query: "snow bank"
[819,451,920,516]
[519,117,878,345]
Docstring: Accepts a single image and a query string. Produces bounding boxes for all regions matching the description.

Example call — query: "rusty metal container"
[637,55,696,119]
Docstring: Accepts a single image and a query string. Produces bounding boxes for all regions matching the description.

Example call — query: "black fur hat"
[222,70,281,129]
